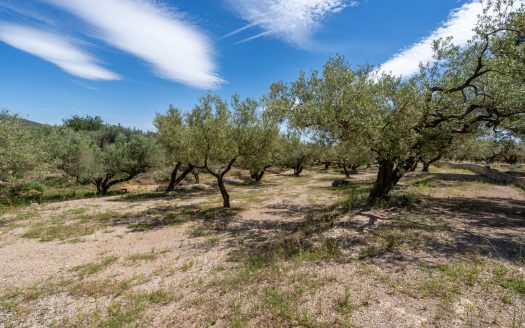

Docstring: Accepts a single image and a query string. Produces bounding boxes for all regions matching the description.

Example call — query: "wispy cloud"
[226,0,357,46]
[0,23,119,80]
[378,1,482,77]
[46,0,222,89]
[0,1,57,26]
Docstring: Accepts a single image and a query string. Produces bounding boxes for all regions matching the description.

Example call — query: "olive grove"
[267,2,525,203]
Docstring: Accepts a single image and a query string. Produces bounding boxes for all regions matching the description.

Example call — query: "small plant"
[337,288,358,316]
[419,277,459,299]
[62,289,175,327]
[68,278,131,298]
[180,260,194,272]
[70,256,118,277]
[126,252,158,264]
[188,226,210,238]
[44,176,71,188]
[501,276,525,294]
[205,236,220,246]
[264,288,298,321]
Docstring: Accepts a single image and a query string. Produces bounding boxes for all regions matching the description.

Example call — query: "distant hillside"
[18,117,47,127]
[0,112,48,127]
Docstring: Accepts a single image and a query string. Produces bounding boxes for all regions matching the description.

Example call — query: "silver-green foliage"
[55,125,163,194]
[186,94,274,206]
[0,112,51,183]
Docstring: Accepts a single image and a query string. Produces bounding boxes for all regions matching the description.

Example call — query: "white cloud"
[46,0,222,89]
[0,23,119,80]
[226,0,356,46]
[378,1,483,77]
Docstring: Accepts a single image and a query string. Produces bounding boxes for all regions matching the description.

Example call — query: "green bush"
[44,176,71,188]
[20,182,45,194]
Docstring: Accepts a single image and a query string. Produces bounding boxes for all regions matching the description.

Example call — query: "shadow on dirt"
[106,170,525,265]
[109,187,217,203]
[190,193,525,265]
[107,203,241,232]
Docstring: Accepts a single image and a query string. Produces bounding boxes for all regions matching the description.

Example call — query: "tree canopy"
[55,123,163,194]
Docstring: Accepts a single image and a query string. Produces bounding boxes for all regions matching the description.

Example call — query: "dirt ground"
[1,165,525,327]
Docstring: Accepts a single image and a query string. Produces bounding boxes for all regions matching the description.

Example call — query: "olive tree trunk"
[95,173,138,195]
[293,164,303,176]
[250,165,271,182]
[367,158,416,204]
[367,160,396,203]
[204,158,237,208]
[342,162,359,178]
[421,155,441,173]
[217,177,230,208]
[166,163,195,192]
[192,169,200,184]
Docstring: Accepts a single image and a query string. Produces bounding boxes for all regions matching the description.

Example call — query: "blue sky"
[0,0,482,130]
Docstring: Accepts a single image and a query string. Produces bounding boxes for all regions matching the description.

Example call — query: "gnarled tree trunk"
[409,160,419,172]
[342,164,350,178]
[368,160,396,203]
[205,158,237,208]
[421,154,441,173]
[293,164,303,176]
[367,157,416,204]
[422,162,430,173]
[192,169,200,184]
[166,162,182,192]
[95,173,138,195]
[166,163,195,192]
[250,165,271,182]
[342,162,359,178]
[217,177,230,208]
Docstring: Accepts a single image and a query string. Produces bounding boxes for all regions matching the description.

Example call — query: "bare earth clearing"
[1,166,525,327]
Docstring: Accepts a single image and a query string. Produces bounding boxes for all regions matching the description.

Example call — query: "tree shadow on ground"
[103,170,525,266]
[317,180,374,192]
[422,173,509,187]
[421,196,525,259]
[223,179,280,189]
[106,203,241,232]
[192,202,350,262]
[109,187,217,203]
[330,194,525,264]
[505,171,525,178]
[187,191,525,265]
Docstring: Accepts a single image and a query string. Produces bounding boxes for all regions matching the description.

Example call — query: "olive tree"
[268,59,420,198]
[278,133,317,176]
[63,115,104,131]
[448,137,490,162]
[154,106,198,192]
[484,134,524,163]
[334,141,374,177]
[187,93,262,208]
[237,107,280,182]
[56,124,163,194]
[416,127,456,172]
[0,112,50,184]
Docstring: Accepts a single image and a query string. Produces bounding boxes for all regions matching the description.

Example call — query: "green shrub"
[20,182,45,194]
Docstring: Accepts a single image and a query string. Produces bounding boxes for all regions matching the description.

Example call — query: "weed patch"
[70,256,118,278]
